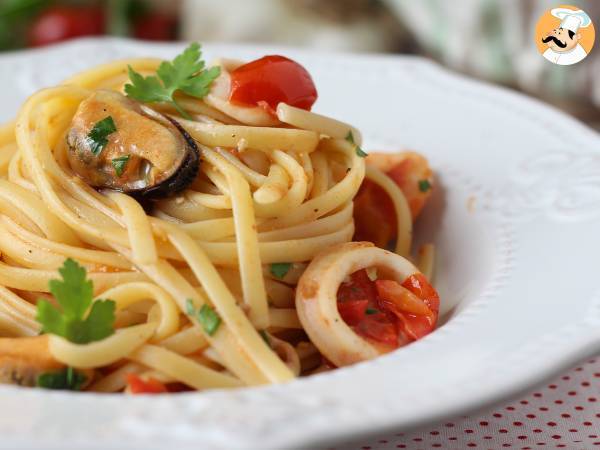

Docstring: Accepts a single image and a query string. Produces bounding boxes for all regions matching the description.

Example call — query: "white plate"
[1,38,599,450]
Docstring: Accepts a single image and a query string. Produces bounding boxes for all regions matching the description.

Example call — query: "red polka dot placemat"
[335,357,600,450]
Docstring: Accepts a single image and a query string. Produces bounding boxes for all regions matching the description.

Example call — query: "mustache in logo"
[542,35,567,48]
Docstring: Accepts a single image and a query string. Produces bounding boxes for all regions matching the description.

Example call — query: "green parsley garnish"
[365,308,379,315]
[37,367,86,391]
[418,179,432,193]
[87,116,117,156]
[197,304,221,336]
[124,42,221,120]
[185,300,221,336]
[259,330,271,348]
[36,258,116,344]
[185,298,196,316]
[270,262,292,280]
[345,131,367,158]
[111,155,130,177]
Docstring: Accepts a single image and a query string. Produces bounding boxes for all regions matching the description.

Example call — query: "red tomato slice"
[354,313,399,347]
[336,270,440,346]
[337,299,368,326]
[28,6,105,47]
[337,269,378,303]
[337,269,399,346]
[374,275,440,341]
[402,274,440,314]
[126,374,167,394]
[229,55,318,112]
[375,278,436,341]
[375,280,433,317]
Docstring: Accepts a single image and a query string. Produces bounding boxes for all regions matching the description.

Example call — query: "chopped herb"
[125,42,221,119]
[111,155,130,177]
[36,258,116,344]
[197,304,221,336]
[270,262,292,279]
[418,179,432,193]
[87,116,117,155]
[365,308,379,315]
[259,330,271,347]
[345,131,368,158]
[37,367,86,391]
[185,298,196,316]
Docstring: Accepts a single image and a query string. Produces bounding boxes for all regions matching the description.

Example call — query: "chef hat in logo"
[551,8,592,33]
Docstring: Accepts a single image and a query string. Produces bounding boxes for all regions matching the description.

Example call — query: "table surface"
[338,357,600,450]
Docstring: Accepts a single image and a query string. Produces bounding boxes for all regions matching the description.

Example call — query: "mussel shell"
[131,117,199,199]
[67,91,200,200]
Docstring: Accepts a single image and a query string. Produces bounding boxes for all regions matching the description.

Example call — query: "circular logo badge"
[535,5,595,65]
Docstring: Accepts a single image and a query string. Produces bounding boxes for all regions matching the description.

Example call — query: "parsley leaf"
[185,298,196,316]
[37,367,86,391]
[418,179,432,193]
[197,304,221,336]
[270,262,292,279]
[345,131,367,158]
[87,116,117,156]
[124,42,221,119]
[365,308,379,315]
[36,258,116,344]
[111,155,130,177]
[259,330,271,348]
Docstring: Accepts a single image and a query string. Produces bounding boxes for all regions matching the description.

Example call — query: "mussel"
[67,90,199,199]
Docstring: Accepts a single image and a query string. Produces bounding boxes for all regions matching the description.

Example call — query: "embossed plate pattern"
[0,39,599,450]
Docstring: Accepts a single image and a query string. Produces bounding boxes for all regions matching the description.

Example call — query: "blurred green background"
[0,0,598,128]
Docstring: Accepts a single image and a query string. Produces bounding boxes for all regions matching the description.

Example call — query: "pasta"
[0,44,439,393]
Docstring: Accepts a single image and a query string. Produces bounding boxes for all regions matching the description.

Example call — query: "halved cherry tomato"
[126,374,167,394]
[375,278,438,341]
[337,299,368,326]
[337,270,440,346]
[402,273,440,314]
[337,269,377,303]
[229,55,318,113]
[337,269,399,345]
[355,312,399,347]
[375,280,433,317]
[28,6,105,47]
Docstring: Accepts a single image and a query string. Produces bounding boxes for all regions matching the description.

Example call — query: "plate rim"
[0,37,599,450]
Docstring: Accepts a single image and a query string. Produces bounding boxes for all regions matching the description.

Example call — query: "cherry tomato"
[375,278,438,341]
[402,273,440,314]
[336,270,440,345]
[229,55,318,113]
[355,312,399,347]
[337,269,377,303]
[28,6,105,47]
[337,299,368,326]
[375,280,433,317]
[337,269,399,346]
[126,374,167,394]
[133,13,178,41]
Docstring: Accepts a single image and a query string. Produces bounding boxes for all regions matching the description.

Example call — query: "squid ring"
[295,241,421,367]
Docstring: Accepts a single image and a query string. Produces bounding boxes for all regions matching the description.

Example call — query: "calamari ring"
[295,241,421,367]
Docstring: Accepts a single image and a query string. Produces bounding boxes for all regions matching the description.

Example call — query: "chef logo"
[535,5,595,65]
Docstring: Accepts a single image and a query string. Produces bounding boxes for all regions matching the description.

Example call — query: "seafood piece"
[67,90,199,199]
